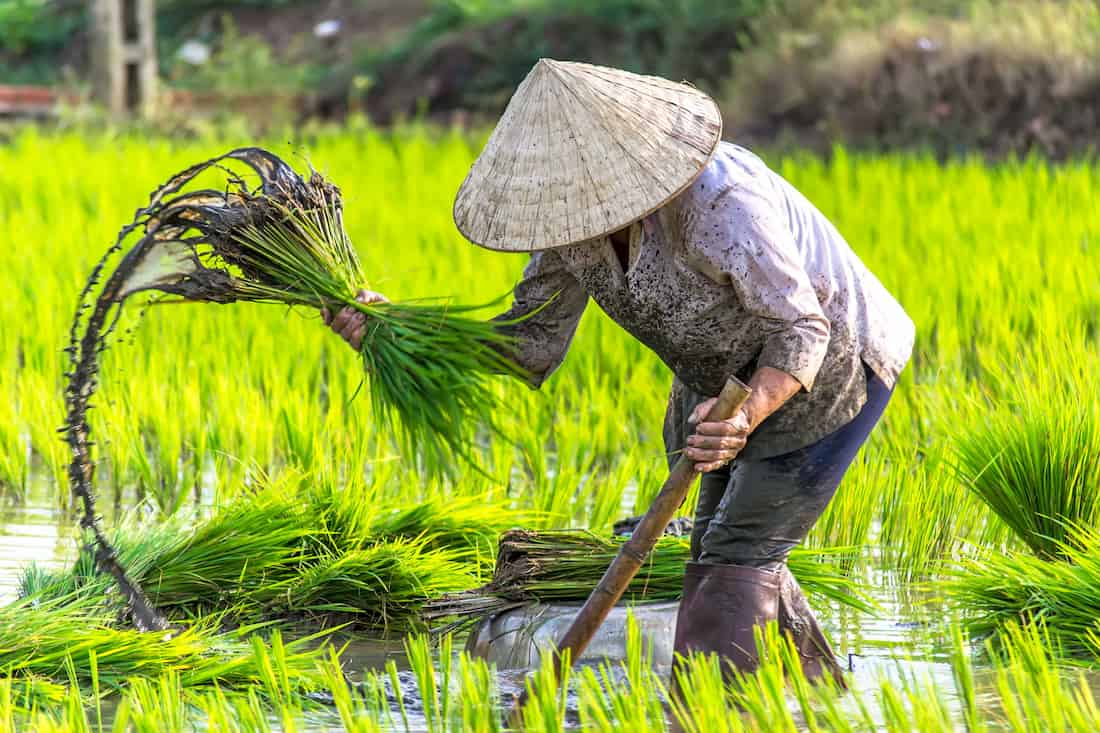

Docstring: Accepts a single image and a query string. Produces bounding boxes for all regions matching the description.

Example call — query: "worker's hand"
[322,289,389,351]
[684,399,752,473]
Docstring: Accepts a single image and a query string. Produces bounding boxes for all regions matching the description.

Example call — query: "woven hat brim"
[453,59,723,253]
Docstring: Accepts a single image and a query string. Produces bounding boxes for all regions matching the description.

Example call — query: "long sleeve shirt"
[495,142,915,459]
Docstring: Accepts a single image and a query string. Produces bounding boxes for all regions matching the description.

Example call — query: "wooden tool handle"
[507,376,752,728]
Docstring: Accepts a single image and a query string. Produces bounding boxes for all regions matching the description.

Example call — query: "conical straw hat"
[453,59,722,252]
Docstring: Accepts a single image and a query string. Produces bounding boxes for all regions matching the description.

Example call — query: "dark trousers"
[691,366,893,569]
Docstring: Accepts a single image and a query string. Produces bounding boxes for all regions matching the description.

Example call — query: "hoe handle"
[507,376,751,728]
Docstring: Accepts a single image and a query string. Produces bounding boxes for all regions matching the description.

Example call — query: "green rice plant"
[319,648,383,733]
[368,496,527,572]
[874,446,990,580]
[987,622,1100,732]
[953,376,1100,559]
[575,614,667,732]
[517,645,571,733]
[453,652,501,733]
[189,687,278,733]
[125,672,187,733]
[274,539,473,631]
[405,634,453,731]
[948,621,984,733]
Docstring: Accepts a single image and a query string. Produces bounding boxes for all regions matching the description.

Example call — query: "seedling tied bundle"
[65,148,523,625]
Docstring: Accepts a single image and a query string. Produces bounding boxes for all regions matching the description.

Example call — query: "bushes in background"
[724,0,1100,158]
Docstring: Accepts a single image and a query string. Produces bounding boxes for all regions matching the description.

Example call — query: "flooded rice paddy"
[0,483,1058,731]
[4,130,1100,730]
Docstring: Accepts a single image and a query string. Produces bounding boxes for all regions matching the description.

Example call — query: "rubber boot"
[671,562,780,687]
[776,566,847,689]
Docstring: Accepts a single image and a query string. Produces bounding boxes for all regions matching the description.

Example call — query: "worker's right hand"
[323,289,389,351]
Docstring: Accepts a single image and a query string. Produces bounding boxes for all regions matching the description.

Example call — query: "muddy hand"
[684,397,751,473]
[323,289,389,351]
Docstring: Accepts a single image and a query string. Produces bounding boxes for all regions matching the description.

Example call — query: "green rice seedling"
[984,622,1100,732]
[125,672,187,733]
[575,614,667,732]
[59,146,527,619]
[405,634,453,731]
[251,632,304,732]
[874,446,990,580]
[0,591,329,692]
[275,539,475,631]
[874,663,955,732]
[948,621,984,733]
[226,692,278,733]
[453,652,501,733]
[190,687,240,733]
[319,648,382,733]
[518,647,571,733]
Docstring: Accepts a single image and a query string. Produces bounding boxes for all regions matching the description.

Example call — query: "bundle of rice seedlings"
[945,525,1100,657]
[953,390,1100,559]
[368,495,528,570]
[24,487,484,632]
[0,591,328,690]
[424,529,872,631]
[77,147,525,477]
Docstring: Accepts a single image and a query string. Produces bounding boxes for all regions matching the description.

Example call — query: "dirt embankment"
[347,4,1100,159]
[9,1,1100,158]
[359,10,746,126]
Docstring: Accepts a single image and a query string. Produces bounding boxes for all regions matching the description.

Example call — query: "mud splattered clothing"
[495,142,914,460]
[688,363,892,568]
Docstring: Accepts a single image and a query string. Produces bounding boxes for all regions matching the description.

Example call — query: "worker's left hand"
[684,399,752,473]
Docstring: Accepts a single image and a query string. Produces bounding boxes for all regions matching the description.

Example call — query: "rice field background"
[3,121,1100,730]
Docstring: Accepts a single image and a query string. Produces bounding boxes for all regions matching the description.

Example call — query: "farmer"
[326,60,914,683]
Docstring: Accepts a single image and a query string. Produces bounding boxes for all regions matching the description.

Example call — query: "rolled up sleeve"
[492,249,588,388]
[688,184,830,391]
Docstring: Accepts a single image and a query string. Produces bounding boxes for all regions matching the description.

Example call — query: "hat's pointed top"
[453,59,722,252]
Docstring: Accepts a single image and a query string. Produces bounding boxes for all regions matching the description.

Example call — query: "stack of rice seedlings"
[946,525,1100,657]
[367,495,528,572]
[22,485,520,632]
[424,529,871,631]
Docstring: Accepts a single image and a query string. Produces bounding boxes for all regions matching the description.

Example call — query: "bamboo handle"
[507,376,752,728]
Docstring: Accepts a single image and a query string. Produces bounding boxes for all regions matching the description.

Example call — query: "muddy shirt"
[495,142,915,459]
